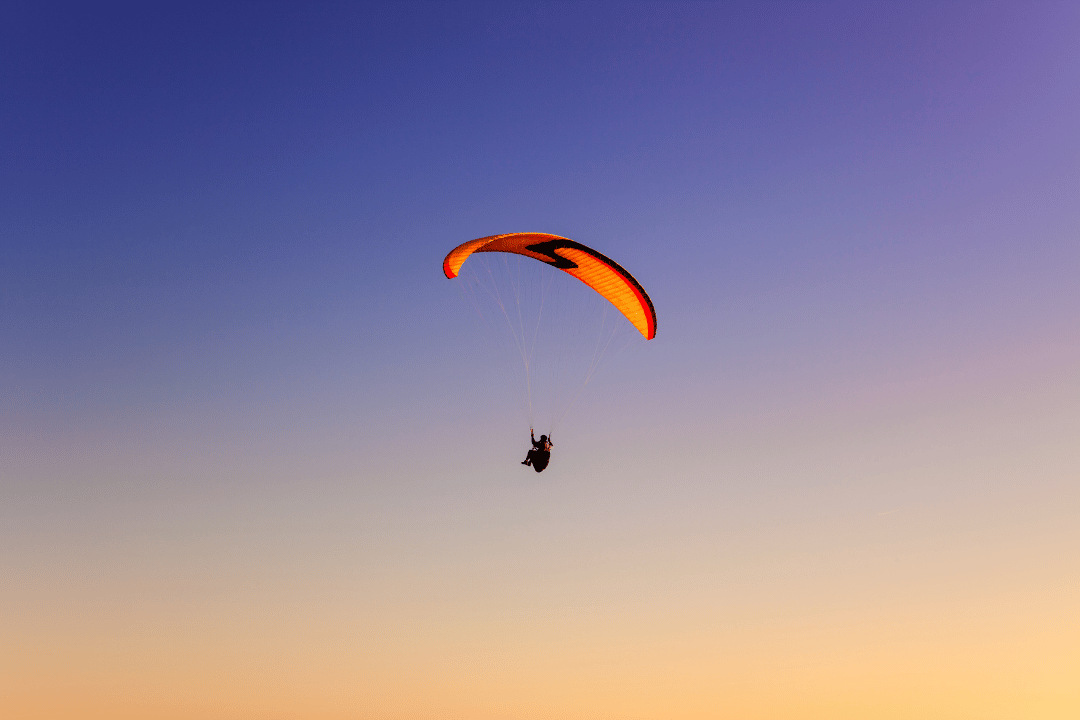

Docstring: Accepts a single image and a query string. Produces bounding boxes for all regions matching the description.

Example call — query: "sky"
[2,1,1079,718]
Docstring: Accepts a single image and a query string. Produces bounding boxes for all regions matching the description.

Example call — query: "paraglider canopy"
[444,233,656,340]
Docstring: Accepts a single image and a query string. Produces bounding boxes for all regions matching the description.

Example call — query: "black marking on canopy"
[525,239,586,270]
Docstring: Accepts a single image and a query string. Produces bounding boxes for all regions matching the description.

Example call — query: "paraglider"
[521,429,553,472]
[444,233,655,472]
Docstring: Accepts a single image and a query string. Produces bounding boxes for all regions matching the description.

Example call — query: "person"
[521,428,553,472]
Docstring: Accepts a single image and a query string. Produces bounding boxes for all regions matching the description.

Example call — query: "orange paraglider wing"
[443,233,656,339]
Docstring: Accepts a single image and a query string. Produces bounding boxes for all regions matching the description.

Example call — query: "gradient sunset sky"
[3,2,1079,718]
